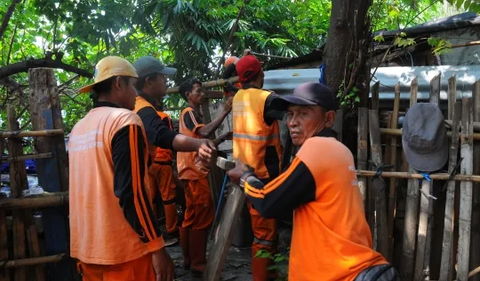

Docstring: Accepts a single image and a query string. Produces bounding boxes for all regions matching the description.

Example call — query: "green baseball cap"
[133,56,177,77]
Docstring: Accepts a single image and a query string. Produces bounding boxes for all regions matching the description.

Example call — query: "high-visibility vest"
[154,111,173,163]
[69,106,152,265]
[232,88,282,180]
[134,95,173,161]
[176,107,209,180]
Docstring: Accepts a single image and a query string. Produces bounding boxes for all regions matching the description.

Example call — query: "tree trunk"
[323,0,373,107]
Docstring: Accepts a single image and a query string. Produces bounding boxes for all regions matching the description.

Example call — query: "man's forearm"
[197,111,229,138]
[172,134,201,152]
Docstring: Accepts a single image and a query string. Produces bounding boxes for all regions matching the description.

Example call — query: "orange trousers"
[148,163,178,234]
[182,177,214,230]
[76,253,155,281]
[248,201,278,281]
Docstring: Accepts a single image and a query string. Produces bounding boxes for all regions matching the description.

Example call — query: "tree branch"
[6,22,18,65]
[0,0,21,39]
[0,57,93,79]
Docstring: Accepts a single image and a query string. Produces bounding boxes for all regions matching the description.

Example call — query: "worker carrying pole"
[232,53,287,280]
[69,56,216,281]
[227,82,398,281]
[132,56,217,246]
[176,78,233,277]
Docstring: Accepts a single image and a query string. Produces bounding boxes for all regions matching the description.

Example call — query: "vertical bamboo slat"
[471,80,480,281]
[357,108,369,211]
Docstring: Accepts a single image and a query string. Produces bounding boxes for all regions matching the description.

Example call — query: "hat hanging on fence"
[402,103,448,172]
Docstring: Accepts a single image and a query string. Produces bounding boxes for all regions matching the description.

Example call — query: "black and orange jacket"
[241,128,387,281]
[69,102,163,265]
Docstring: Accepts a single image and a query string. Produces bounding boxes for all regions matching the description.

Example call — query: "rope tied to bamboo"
[369,160,394,179]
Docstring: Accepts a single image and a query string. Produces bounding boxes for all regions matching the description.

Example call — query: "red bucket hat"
[236,55,263,82]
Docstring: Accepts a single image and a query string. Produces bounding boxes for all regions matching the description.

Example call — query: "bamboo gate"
[1,67,480,281]
[354,74,480,281]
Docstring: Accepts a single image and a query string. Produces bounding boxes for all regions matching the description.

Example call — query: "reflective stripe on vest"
[233,132,280,141]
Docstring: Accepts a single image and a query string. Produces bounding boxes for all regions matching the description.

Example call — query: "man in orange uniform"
[228,82,397,281]
[133,56,191,247]
[176,78,233,276]
[69,56,185,281]
[232,54,286,281]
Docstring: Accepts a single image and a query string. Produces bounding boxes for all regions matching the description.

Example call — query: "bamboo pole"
[380,127,480,140]
[448,75,457,120]
[0,192,69,210]
[0,254,68,268]
[369,109,389,257]
[0,129,64,138]
[355,170,480,182]
[471,80,480,281]
[458,97,474,281]
[166,77,239,94]
[401,77,419,281]
[388,84,400,261]
[439,102,462,281]
[445,120,480,131]
[1,152,52,163]
[357,108,368,211]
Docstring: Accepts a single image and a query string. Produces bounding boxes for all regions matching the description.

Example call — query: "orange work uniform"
[134,95,179,235]
[232,87,283,281]
[69,103,164,280]
[242,129,387,281]
[176,106,214,273]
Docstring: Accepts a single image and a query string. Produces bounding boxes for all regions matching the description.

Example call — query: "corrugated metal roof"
[263,65,480,100]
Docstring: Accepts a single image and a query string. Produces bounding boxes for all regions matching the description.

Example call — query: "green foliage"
[427,37,453,55]
[255,249,289,281]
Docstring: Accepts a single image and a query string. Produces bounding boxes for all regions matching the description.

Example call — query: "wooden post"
[0,133,8,281]
[27,68,73,280]
[439,101,462,281]
[333,109,343,142]
[471,80,480,281]
[401,77,419,280]
[388,83,400,261]
[368,82,380,237]
[357,108,368,212]
[448,75,457,120]
[415,74,441,280]
[457,97,474,281]
[368,110,389,258]
[6,107,27,281]
[204,184,246,281]
[371,82,380,111]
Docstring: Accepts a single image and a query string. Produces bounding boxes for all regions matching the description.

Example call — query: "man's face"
[150,73,168,99]
[116,77,138,110]
[187,83,205,106]
[286,105,332,146]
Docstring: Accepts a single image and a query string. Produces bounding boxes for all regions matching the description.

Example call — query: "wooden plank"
[28,68,73,281]
[204,184,246,281]
[0,129,64,139]
[439,101,462,281]
[0,192,68,210]
[1,153,52,163]
[401,77,419,281]
[457,97,474,281]
[471,80,480,281]
[24,212,45,281]
[6,106,27,281]
[357,108,368,212]
[0,208,9,281]
[388,83,401,261]
[448,75,457,120]
[333,109,343,142]
[2,254,68,268]
[416,74,441,280]
[368,110,389,258]
[371,82,380,111]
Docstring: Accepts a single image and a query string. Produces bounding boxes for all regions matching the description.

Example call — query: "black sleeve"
[183,110,204,132]
[243,157,316,219]
[137,107,179,150]
[264,93,286,126]
[222,63,237,79]
[111,125,162,244]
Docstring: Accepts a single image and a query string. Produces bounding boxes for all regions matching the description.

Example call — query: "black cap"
[281,82,337,111]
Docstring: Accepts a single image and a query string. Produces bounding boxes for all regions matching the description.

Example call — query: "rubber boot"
[252,249,278,281]
[189,229,208,276]
[179,227,190,269]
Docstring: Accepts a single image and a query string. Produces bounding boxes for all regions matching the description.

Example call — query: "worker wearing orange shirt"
[232,54,287,281]
[177,78,233,276]
[228,82,397,281]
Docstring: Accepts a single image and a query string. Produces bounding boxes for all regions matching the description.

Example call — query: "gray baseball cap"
[133,56,177,77]
[402,103,448,172]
